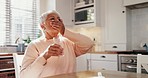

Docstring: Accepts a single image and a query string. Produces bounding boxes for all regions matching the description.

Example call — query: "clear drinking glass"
[53,34,64,56]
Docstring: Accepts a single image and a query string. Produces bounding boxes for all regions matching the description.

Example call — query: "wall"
[127,7,148,50]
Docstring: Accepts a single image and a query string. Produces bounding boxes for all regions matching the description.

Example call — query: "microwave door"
[75,10,87,22]
[75,7,94,25]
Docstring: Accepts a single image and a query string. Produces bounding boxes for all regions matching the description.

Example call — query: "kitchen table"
[44,69,148,78]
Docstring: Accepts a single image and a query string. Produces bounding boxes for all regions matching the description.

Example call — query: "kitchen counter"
[89,50,148,55]
[44,69,148,78]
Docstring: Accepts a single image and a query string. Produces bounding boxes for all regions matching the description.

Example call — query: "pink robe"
[20,29,93,78]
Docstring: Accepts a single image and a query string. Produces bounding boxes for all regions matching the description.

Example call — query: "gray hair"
[39,10,60,24]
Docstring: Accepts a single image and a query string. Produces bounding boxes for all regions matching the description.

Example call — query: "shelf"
[75,3,94,9]
[75,20,94,25]
[0,68,15,72]
[0,56,13,59]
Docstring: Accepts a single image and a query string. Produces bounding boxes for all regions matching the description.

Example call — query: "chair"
[137,54,148,73]
[13,53,24,78]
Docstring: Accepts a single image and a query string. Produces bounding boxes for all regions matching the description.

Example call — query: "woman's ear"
[60,19,63,23]
[40,23,45,30]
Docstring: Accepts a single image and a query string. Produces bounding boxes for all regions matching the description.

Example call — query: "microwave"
[75,7,94,25]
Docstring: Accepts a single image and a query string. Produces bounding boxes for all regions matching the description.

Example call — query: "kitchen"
[0,0,148,78]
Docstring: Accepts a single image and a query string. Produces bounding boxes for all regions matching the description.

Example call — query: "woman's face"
[42,13,63,38]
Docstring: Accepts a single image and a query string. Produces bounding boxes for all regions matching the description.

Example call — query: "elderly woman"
[20,10,93,78]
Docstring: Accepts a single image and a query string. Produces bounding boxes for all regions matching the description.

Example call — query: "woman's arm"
[20,42,47,78]
[63,29,94,57]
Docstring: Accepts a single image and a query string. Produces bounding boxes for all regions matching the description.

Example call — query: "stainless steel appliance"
[118,54,147,73]
[118,54,137,72]
[75,7,94,25]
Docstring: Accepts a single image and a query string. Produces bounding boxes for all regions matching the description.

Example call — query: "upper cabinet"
[73,0,101,27]
[123,0,148,6]
[46,0,73,27]
[101,0,126,51]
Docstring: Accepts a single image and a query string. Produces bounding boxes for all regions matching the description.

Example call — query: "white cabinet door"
[101,0,126,51]
[90,60,117,71]
[76,54,89,72]
[104,0,126,43]
[89,54,118,71]
[123,0,148,6]
[47,0,73,27]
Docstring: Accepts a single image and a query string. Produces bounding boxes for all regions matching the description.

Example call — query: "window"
[0,0,40,45]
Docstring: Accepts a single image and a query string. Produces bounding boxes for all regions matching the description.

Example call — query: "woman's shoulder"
[28,37,45,46]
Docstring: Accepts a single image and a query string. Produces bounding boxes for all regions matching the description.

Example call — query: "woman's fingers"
[48,44,63,56]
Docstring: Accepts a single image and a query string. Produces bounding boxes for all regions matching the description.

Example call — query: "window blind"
[0,0,40,45]
[0,0,6,45]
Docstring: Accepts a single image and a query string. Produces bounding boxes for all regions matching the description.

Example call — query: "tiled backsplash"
[68,26,103,52]
[127,7,148,50]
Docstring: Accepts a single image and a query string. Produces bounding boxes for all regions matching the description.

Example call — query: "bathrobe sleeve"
[63,29,94,57]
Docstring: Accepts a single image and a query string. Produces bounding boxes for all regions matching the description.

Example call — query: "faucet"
[15,37,20,44]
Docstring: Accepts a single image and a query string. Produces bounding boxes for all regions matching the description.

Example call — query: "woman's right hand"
[43,44,63,60]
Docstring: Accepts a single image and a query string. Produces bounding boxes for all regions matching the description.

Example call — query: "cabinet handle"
[101,56,106,58]
[102,68,105,70]
[112,46,117,48]
[122,11,125,13]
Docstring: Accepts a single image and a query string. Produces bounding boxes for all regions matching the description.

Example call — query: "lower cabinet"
[76,53,90,72]
[76,53,118,71]
[0,54,15,78]
[0,71,15,78]
[90,60,117,70]
[88,54,118,71]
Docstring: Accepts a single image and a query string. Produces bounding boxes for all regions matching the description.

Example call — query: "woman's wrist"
[43,52,51,60]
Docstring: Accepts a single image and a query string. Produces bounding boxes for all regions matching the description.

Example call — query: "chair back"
[137,54,148,73]
[13,53,24,78]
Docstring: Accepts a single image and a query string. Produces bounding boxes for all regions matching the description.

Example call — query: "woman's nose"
[55,20,61,24]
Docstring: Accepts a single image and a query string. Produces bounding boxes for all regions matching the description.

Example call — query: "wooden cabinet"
[47,0,73,27]
[123,0,148,6]
[100,0,126,51]
[0,54,15,78]
[89,54,118,71]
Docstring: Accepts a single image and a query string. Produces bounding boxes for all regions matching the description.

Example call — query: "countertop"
[0,50,148,55]
[89,50,148,55]
[44,69,148,78]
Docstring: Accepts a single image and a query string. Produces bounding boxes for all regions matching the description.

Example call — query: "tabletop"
[44,70,148,78]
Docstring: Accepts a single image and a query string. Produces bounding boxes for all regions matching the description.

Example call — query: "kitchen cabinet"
[44,0,73,27]
[100,0,126,51]
[89,54,118,71]
[76,53,90,72]
[123,0,148,6]
[73,0,101,27]
[0,54,15,78]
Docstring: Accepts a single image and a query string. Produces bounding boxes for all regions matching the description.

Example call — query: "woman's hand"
[51,19,65,35]
[43,44,63,60]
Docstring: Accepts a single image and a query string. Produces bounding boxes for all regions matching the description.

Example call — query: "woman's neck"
[45,32,53,40]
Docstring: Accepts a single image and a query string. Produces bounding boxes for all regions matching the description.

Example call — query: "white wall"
[40,0,49,15]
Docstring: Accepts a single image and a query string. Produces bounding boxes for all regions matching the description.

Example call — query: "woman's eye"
[58,18,62,22]
[49,18,55,21]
